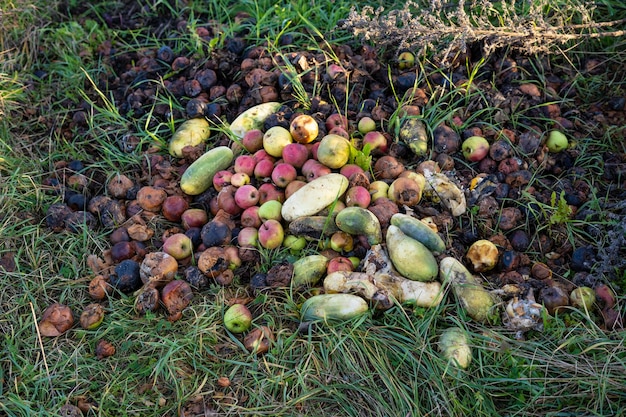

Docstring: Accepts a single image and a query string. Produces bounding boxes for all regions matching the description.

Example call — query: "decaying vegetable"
[390,213,446,254]
[386,225,438,282]
[398,117,429,156]
[423,169,467,216]
[292,255,329,287]
[38,303,74,337]
[334,206,383,245]
[229,102,282,138]
[180,146,235,195]
[504,291,544,339]
[169,117,211,157]
[300,293,369,322]
[288,216,340,240]
[281,173,349,222]
[438,327,472,369]
[439,257,497,323]
[323,244,443,309]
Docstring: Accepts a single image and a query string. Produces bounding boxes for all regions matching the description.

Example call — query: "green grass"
[2,0,626,416]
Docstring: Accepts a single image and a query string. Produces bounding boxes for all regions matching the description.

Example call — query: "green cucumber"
[301,294,368,322]
[180,146,234,195]
[390,213,446,254]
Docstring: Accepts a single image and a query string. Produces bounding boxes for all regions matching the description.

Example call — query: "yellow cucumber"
[229,102,282,138]
[292,255,329,286]
[169,118,211,157]
[439,327,472,369]
[438,256,496,323]
[281,173,349,222]
[386,225,438,282]
[180,146,234,195]
[390,213,446,254]
[300,294,368,322]
[334,206,382,245]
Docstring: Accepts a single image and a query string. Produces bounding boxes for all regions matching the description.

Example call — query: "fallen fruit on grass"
[244,326,275,355]
[88,275,112,300]
[290,113,319,144]
[169,117,211,157]
[111,259,142,293]
[327,256,354,274]
[139,252,178,287]
[79,303,105,330]
[386,225,438,282]
[316,134,352,169]
[300,294,368,322]
[539,285,570,315]
[358,116,376,134]
[258,219,284,249]
[162,233,194,260]
[229,101,282,138]
[258,200,283,222]
[281,173,348,222]
[466,239,499,272]
[439,327,472,369]
[223,303,253,333]
[387,177,422,206]
[161,195,189,222]
[161,280,193,322]
[180,146,235,195]
[38,303,74,337]
[462,136,490,162]
[95,339,116,359]
[439,257,497,323]
[134,285,160,316]
[570,286,596,311]
[263,126,293,157]
[545,130,568,153]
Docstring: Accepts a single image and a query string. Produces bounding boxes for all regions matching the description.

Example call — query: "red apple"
[253,149,276,163]
[325,113,349,132]
[213,170,232,191]
[258,182,285,205]
[282,143,309,168]
[258,219,284,249]
[290,114,319,144]
[326,64,345,80]
[162,233,194,260]
[327,256,354,274]
[462,136,490,162]
[309,142,321,160]
[328,126,349,139]
[271,163,297,188]
[234,184,260,209]
[340,164,365,180]
[284,180,307,199]
[345,185,371,208]
[362,131,388,153]
[253,158,274,180]
[240,206,262,228]
[230,172,251,187]
[181,208,209,229]
[217,185,242,215]
[234,154,257,176]
[161,195,189,222]
[301,159,332,182]
[242,129,264,152]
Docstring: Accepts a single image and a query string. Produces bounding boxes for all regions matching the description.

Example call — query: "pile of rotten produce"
[40,43,623,355]
[41,98,621,352]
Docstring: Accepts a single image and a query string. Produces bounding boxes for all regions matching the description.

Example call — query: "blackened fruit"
[46,203,72,232]
[539,285,569,315]
[157,45,174,63]
[432,124,460,154]
[509,230,530,252]
[184,266,209,290]
[250,272,267,291]
[571,246,595,272]
[110,241,136,262]
[64,211,97,233]
[201,220,231,247]
[111,259,142,293]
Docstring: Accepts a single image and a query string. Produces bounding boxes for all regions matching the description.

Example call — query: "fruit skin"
[300,294,368,322]
[345,186,371,209]
[439,257,496,323]
[316,134,352,169]
[288,215,340,240]
[461,136,490,162]
[292,255,329,286]
[357,117,376,134]
[282,142,310,168]
[271,163,297,188]
[263,126,293,157]
[387,177,423,206]
[545,130,568,153]
[570,286,596,311]
[258,219,284,249]
[327,257,354,274]
[169,118,211,157]
[386,225,438,282]
[466,239,499,272]
[369,181,390,201]
[241,129,264,152]
[180,146,234,195]
[325,113,349,132]
[234,184,260,209]
[234,154,257,176]
[390,213,446,254]
[290,114,319,144]
[162,233,194,260]
[439,327,472,369]
[335,206,382,245]
[362,131,388,153]
[223,303,253,333]
[258,200,283,222]
[229,102,281,138]
[281,173,349,222]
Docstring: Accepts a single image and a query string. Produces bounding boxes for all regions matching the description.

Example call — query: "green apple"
[263,126,293,157]
[258,200,283,222]
[545,130,568,153]
[223,303,253,333]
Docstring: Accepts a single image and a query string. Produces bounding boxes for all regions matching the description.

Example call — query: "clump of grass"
[341,0,626,64]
